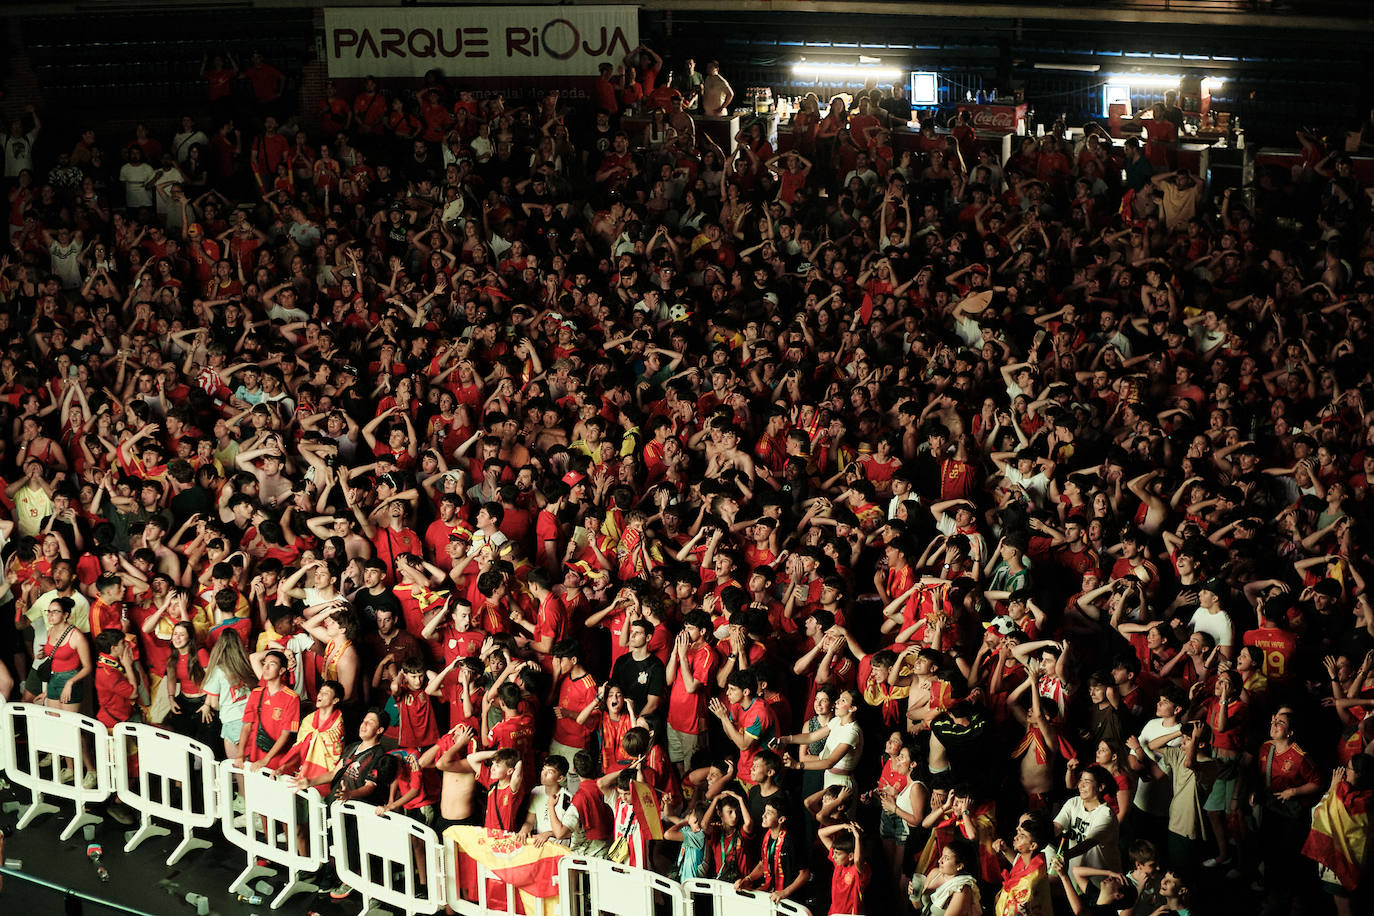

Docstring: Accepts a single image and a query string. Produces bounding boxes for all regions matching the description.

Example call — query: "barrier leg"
[123,818,172,854]
[229,861,277,898]
[166,824,214,866]
[57,805,104,842]
[128,818,213,866]
[269,867,321,910]
[14,792,61,832]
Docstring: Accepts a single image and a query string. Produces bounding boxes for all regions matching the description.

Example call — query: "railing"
[0,866,157,916]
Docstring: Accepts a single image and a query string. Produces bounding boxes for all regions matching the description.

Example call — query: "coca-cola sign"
[964,104,1026,134]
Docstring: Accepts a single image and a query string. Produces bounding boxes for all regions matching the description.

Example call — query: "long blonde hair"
[202,631,257,689]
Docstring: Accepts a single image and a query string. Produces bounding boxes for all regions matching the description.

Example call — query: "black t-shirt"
[584,126,615,171]
[354,585,403,630]
[169,486,214,530]
[611,651,666,723]
[330,741,392,801]
[754,827,803,891]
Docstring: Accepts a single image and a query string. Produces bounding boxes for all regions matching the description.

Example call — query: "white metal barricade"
[218,760,328,909]
[111,723,218,865]
[557,855,688,916]
[0,700,11,778]
[684,878,813,916]
[0,702,113,840]
[330,800,444,916]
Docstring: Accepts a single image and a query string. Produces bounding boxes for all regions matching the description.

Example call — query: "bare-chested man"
[701,60,734,118]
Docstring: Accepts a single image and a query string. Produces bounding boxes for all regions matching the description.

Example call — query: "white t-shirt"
[1132,717,1180,815]
[528,784,574,834]
[49,239,84,289]
[120,162,157,208]
[822,719,863,787]
[1189,606,1233,648]
[4,131,37,177]
[1001,465,1050,507]
[1053,795,1120,873]
[202,667,252,735]
[172,129,210,162]
[28,588,92,646]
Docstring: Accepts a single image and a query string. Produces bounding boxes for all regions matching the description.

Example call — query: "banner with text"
[325,6,640,79]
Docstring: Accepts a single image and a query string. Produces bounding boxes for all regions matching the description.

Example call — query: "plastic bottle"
[237,893,265,905]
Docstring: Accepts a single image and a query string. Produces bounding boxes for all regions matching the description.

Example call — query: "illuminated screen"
[910,71,938,105]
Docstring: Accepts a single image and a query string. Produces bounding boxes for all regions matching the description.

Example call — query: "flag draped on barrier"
[446,825,569,916]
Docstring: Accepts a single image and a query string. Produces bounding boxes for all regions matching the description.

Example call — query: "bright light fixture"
[1106,74,1182,90]
[1033,63,1101,73]
[792,61,904,82]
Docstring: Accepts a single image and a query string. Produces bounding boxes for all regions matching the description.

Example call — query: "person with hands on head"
[665,609,720,777]
[702,788,754,881]
[819,820,870,915]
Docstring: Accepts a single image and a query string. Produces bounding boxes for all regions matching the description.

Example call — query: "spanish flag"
[1301,781,1371,891]
[994,853,1052,916]
[627,779,665,840]
[446,826,571,916]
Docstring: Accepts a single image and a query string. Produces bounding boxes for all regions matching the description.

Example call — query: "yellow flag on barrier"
[446,825,570,916]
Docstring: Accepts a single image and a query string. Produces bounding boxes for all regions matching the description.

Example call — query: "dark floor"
[0,780,359,916]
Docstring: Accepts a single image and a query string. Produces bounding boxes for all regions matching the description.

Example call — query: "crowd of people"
[1,40,1373,916]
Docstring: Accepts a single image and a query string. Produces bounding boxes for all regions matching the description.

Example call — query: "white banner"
[325,5,640,79]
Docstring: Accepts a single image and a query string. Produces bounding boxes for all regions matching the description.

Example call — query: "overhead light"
[1106,74,1182,90]
[1033,63,1101,73]
[792,61,904,81]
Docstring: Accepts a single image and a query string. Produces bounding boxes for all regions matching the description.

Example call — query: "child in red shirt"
[393,658,441,750]
[820,821,870,915]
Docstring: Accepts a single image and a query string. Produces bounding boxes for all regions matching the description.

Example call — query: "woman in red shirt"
[38,597,92,712]
[164,620,210,739]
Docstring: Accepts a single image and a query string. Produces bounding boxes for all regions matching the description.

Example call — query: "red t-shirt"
[172,648,211,695]
[396,683,440,750]
[204,68,235,100]
[242,685,301,767]
[828,852,871,915]
[668,642,719,735]
[1258,741,1320,793]
[372,527,423,578]
[1242,626,1298,682]
[243,63,283,103]
[489,713,537,768]
[552,671,600,748]
[95,655,135,728]
[483,774,527,832]
[571,777,614,839]
[732,698,777,783]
